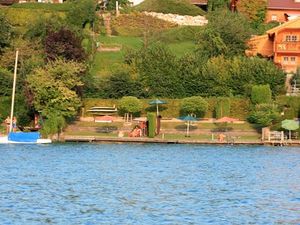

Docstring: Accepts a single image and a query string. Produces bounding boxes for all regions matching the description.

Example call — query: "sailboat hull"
[0,132,52,144]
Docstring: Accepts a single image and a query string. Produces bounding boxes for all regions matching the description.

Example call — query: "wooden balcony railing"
[276,42,300,52]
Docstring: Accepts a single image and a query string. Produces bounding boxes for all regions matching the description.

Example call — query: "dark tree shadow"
[175,124,198,131]
[96,126,118,133]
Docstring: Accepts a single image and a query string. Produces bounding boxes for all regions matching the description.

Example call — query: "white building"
[129,0,144,6]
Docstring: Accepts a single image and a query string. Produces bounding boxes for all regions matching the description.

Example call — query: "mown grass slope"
[111,13,177,37]
[135,0,206,16]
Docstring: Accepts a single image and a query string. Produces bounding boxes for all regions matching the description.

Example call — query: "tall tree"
[26,59,85,119]
[126,44,183,98]
[196,9,252,58]
[236,0,267,27]
[44,28,86,62]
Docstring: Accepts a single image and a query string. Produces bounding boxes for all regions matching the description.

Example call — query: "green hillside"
[135,0,206,16]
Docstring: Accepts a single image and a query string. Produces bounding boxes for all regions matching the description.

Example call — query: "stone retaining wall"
[143,11,208,26]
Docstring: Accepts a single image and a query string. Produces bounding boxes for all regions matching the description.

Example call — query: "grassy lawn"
[90,35,142,77]
[98,35,143,49]
[90,51,124,78]
[167,41,196,57]
[90,35,197,77]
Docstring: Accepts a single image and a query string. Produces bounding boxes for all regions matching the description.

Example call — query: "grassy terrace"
[64,120,261,141]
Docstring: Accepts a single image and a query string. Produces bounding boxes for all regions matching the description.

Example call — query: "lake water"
[0,144,299,225]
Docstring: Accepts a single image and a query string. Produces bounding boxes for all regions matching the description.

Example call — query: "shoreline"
[62,135,300,146]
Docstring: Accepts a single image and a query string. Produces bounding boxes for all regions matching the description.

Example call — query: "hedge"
[215,97,231,119]
[83,97,250,119]
[147,112,156,138]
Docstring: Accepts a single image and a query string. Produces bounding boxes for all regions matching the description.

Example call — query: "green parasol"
[281,119,299,140]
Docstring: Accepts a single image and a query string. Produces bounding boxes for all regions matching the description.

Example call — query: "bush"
[251,84,272,104]
[248,103,280,127]
[215,97,230,119]
[135,0,206,16]
[40,112,66,136]
[118,96,142,116]
[111,13,176,37]
[180,96,208,117]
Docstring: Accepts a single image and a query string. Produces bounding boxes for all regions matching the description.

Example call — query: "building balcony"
[275,42,300,53]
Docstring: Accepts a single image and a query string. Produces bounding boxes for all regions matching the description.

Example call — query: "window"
[271,14,277,21]
[286,35,298,42]
[291,56,297,64]
[282,56,297,64]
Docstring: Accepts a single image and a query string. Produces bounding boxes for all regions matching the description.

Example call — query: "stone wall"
[143,11,208,26]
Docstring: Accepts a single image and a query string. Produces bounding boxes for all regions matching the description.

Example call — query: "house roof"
[268,0,300,10]
[0,0,18,5]
[267,16,300,34]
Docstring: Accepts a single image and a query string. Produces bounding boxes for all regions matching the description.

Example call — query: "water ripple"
[0,144,299,224]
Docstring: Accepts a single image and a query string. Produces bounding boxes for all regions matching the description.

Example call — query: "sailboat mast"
[9,50,18,132]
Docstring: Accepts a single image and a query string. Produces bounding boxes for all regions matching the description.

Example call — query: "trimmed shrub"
[180,96,208,117]
[147,112,156,138]
[118,96,142,116]
[251,84,272,104]
[215,97,230,119]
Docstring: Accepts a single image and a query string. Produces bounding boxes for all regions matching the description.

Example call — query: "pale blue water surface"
[0,144,299,225]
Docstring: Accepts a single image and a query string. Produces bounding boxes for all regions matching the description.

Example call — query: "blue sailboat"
[0,50,51,144]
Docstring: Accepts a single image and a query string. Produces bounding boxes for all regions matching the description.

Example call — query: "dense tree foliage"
[26,59,84,119]
[197,10,252,58]
[127,44,183,98]
[106,0,130,10]
[0,13,13,53]
[207,0,228,11]
[67,0,96,28]
[45,28,86,62]
[236,0,267,28]
[25,15,66,41]
[104,71,142,98]
[0,67,13,96]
